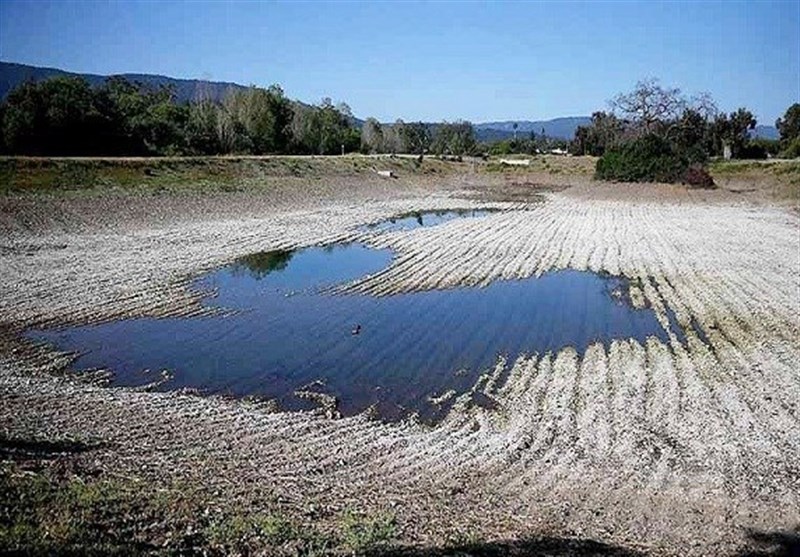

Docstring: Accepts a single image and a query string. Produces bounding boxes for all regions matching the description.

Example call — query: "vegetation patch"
[584,81,800,185]
[595,134,689,183]
[0,155,459,196]
[0,440,399,555]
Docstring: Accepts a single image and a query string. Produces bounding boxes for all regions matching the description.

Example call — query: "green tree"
[725,108,757,158]
[2,77,113,155]
[596,133,688,183]
[775,103,800,143]
[291,98,355,155]
[102,77,188,155]
[228,85,292,154]
[668,109,712,163]
[572,112,626,156]
[185,99,221,154]
[432,121,475,157]
[400,122,431,160]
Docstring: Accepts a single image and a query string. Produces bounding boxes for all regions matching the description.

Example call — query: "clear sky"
[1,0,797,124]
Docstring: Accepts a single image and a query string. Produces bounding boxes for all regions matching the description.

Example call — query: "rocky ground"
[1,156,798,555]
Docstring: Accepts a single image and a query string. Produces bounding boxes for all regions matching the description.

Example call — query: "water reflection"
[31,242,681,422]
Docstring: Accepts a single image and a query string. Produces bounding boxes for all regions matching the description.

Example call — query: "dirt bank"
[1,157,798,555]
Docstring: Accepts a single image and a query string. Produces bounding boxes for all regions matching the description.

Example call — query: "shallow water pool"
[30,242,679,421]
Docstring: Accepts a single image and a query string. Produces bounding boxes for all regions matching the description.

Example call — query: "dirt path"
[1,169,798,555]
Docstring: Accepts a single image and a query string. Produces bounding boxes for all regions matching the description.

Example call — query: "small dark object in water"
[351,324,361,335]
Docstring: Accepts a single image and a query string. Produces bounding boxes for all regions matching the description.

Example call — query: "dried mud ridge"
[1,177,799,555]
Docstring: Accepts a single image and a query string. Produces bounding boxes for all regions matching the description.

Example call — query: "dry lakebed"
[0,157,798,555]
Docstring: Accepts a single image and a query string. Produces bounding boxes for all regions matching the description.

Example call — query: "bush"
[737,143,769,160]
[595,134,688,182]
[779,136,800,159]
[750,138,782,157]
[682,164,715,188]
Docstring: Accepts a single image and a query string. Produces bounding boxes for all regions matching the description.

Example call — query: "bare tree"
[610,78,686,132]
[381,119,406,155]
[361,117,383,154]
[688,91,719,122]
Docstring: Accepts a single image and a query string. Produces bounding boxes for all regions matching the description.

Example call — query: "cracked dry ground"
[1,172,798,555]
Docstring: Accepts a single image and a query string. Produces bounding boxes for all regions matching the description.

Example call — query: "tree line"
[572,79,800,161]
[360,118,477,159]
[3,75,796,162]
[0,75,478,158]
[0,76,357,156]
[577,79,800,184]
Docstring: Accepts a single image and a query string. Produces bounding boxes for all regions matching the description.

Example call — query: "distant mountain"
[0,62,368,125]
[474,117,592,141]
[753,125,779,140]
[0,61,245,103]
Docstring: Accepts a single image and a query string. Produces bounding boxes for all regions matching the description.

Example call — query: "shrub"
[737,143,769,160]
[340,510,396,552]
[749,138,781,157]
[682,164,715,188]
[779,137,800,159]
[595,134,688,183]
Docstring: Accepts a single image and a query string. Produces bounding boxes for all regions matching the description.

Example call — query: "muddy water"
[360,209,501,233]
[30,242,679,422]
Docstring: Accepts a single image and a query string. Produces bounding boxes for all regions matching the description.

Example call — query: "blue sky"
[1,0,797,124]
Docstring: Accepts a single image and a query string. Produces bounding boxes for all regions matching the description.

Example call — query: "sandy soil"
[1,166,798,555]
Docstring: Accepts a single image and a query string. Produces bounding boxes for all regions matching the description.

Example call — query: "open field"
[1,155,799,555]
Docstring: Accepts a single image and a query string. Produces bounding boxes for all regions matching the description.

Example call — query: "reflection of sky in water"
[30,243,680,422]
[360,209,501,233]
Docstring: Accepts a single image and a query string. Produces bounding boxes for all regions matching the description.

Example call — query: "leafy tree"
[720,108,757,158]
[102,77,189,155]
[291,98,355,155]
[572,111,625,156]
[432,121,475,156]
[709,109,758,159]
[214,85,293,154]
[185,99,221,154]
[668,108,713,163]
[775,103,800,143]
[780,137,800,159]
[400,122,431,160]
[2,77,113,155]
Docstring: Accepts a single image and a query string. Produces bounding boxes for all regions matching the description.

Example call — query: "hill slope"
[0,61,245,103]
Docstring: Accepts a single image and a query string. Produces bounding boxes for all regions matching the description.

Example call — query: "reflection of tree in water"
[232,250,294,279]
